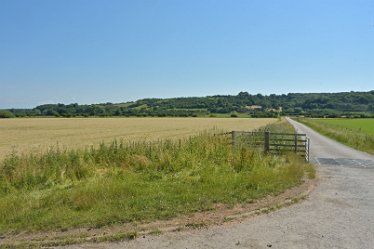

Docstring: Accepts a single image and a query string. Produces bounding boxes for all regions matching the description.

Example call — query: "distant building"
[246,105,263,110]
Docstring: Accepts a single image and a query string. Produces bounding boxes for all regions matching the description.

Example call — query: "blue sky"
[1,0,374,108]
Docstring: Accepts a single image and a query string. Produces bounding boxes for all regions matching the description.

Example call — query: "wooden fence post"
[264,131,270,153]
[294,134,298,152]
[232,131,237,145]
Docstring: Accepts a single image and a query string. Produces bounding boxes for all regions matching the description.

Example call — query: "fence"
[231,131,310,162]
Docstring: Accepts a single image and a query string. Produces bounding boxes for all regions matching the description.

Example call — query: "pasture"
[0,117,276,160]
[297,118,374,154]
[314,118,374,135]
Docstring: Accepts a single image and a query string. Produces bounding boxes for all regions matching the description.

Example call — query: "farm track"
[56,118,374,249]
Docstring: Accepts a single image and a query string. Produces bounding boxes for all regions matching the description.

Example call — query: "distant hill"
[4,90,374,118]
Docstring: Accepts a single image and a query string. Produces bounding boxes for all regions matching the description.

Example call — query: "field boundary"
[0,174,317,248]
[231,131,310,162]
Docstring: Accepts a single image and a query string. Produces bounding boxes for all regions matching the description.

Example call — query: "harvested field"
[0,117,276,160]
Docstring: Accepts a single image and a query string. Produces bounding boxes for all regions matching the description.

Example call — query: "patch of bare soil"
[0,177,316,248]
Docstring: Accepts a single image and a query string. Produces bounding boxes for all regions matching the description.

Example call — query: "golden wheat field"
[0,117,276,160]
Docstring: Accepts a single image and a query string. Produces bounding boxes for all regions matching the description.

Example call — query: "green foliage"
[305,164,316,179]
[0,128,310,232]
[5,90,374,118]
[297,118,374,154]
[0,110,15,118]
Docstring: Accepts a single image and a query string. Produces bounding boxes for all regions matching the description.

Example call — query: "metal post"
[307,137,310,162]
[264,131,270,153]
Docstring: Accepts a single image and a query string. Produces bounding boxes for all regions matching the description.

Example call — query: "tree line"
[1,90,374,118]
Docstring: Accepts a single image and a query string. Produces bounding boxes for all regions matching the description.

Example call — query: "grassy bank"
[296,118,374,154]
[0,122,311,233]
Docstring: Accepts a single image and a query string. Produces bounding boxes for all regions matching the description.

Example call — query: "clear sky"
[1,0,373,108]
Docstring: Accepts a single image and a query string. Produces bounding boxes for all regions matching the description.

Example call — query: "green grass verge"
[296,118,374,154]
[0,122,310,233]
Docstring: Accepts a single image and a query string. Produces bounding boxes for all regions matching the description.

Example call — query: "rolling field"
[297,118,374,154]
[0,117,276,160]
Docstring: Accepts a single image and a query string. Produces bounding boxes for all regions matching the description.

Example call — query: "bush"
[0,110,15,118]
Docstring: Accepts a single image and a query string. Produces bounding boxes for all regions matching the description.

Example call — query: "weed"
[149,229,162,236]
[185,222,207,229]
[223,216,235,222]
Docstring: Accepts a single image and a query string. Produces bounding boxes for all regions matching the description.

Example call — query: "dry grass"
[0,117,276,160]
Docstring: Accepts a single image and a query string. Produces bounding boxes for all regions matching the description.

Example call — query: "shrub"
[0,110,15,118]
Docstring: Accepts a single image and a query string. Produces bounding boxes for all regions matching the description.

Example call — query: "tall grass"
[0,126,310,233]
[261,118,295,133]
[297,118,374,154]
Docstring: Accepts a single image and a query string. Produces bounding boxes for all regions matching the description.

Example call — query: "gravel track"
[59,118,374,249]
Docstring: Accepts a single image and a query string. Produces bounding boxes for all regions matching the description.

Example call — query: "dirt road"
[60,118,374,249]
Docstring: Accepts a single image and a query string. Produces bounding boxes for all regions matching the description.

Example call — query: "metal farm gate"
[231,131,310,162]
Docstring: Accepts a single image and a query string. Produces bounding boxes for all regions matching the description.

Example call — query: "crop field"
[297,118,374,154]
[314,118,374,135]
[0,117,276,160]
